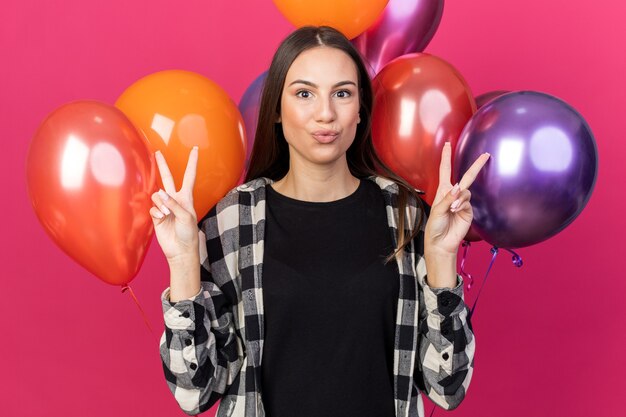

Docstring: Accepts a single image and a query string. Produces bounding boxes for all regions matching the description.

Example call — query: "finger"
[438,142,453,188]
[151,189,172,216]
[451,200,471,214]
[149,206,167,222]
[159,189,197,221]
[181,146,199,194]
[449,189,471,212]
[155,151,177,194]
[431,184,465,216]
[459,152,491,190]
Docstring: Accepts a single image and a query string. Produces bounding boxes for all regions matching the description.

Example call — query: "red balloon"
[475,90,509,109]
[26,101,156,286]
[372,53,476,205]
[463,226,483,242]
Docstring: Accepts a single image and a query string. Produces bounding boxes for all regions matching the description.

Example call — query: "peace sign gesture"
[149,146,200,263]
[424,142,491,258]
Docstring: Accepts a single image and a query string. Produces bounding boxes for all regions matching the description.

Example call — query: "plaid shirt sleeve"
[412,201,476,410]
[159,203,246,416]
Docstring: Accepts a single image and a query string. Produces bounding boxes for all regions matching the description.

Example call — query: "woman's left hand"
[424,142,491,257]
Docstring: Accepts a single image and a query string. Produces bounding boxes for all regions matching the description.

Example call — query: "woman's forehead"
[284,47,359,87]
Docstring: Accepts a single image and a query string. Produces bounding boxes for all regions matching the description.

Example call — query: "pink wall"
[2,0,624,416]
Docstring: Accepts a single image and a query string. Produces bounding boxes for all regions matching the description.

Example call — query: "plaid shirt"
[160,175,475,417]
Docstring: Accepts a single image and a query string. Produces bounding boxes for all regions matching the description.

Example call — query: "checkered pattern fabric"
[160,175,475,417]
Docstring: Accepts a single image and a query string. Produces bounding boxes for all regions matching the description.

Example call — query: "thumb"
[158,189,196,222]
[433,183,460,214]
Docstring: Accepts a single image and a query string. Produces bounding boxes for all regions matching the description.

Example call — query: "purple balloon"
[238,70,267,171]
[352,0,444,76]
[454,91,598,249]
[461,90,510,242]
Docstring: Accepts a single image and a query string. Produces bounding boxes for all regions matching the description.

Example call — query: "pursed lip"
[311,129,340,136]
[311,130,340,144]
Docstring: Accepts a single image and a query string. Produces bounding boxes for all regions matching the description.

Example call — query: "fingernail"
[445,141,451,147]
[193,146,198,150]
[154,210,164,219]
[158,189,169,201]
[160,205,171,216]
[450,199,461,210]
[451,183,460,196]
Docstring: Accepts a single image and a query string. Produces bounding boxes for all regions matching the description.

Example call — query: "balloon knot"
[502,248,524,268]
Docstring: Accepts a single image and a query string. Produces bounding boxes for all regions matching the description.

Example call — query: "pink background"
[2,0,624,416]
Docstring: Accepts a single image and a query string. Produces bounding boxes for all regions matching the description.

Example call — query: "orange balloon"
[272,0,389,39]
[372,53,476,206]
[115,70,246,220]
[26,101,156,286]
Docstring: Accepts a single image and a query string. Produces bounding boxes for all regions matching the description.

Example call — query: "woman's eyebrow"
[288,79,357,88]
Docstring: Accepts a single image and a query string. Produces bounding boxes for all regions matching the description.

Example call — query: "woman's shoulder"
[365,175,425,207]
[198,177,273,224]
[365,174,398,194]
[218,177,273,206]
[232,176,273,193]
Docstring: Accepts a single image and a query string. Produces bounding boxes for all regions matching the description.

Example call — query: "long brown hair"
[245,26,426,264]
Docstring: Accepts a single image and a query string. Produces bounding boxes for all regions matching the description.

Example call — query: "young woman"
[151,26,489,417]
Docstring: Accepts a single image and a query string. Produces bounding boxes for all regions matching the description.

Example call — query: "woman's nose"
[314,96,336,123]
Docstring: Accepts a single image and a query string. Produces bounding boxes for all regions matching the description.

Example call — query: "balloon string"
[460,240,474,290]
[121,285,158,342]
[469,246,499,318]
[502,247,524,267]
[469,246,523,318]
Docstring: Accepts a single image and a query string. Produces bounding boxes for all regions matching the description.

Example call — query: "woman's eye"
[296,90,311,98]
[335,90,352,98]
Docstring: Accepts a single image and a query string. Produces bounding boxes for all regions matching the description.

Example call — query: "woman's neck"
[271,158,360,203]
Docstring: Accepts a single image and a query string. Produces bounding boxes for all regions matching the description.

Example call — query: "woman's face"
[278,46,361,168]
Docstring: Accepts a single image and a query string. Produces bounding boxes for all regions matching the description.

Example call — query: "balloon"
[352,0,444,76]
[372,53,476,205]
[454,91,598,248]
[115,70,246,220]
[238,70,267,184]
[462,90,510,242]
[26,101,156,286]
[475,90,509,109]
[463,227,482,242]
[271,0,389,39]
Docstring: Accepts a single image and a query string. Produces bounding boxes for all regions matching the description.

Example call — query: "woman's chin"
[300,150,347,167]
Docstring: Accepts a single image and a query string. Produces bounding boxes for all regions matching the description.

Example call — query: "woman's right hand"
[150,146,200,264]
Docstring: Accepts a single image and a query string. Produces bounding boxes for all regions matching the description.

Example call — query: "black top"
[261,179,399,417]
